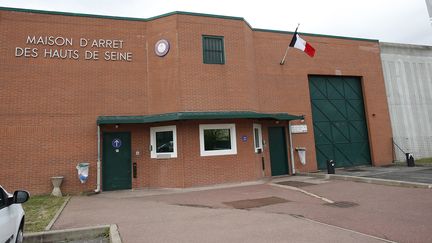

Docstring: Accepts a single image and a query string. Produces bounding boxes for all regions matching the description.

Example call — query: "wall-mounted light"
[115,124,119,129]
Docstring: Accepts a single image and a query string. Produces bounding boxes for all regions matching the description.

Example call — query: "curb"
[45,196,71,231]
[24,224,122,243]
[110,224,123,243]
[99,179,269,199]
[298,172,432,189]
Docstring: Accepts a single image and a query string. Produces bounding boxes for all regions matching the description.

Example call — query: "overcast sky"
[1,0,431,45]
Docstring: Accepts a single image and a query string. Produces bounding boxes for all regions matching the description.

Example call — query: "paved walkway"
[53,176,432,243]
[333,165,432,184]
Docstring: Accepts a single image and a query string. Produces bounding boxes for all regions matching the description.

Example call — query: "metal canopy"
[97,111,303,125]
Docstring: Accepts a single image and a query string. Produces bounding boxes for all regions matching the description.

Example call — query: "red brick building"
[0,7,393,195]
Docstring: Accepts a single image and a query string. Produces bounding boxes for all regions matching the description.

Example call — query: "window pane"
[204,129,231,151]
[203,36,224,64]
[254,128,260,149]
[156,131,174,153]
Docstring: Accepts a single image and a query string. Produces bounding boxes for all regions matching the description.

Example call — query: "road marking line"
[270,183,397,242]
[269,183,334,203]
[297,215,397,243]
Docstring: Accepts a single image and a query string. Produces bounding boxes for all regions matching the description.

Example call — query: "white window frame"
[253,123,263,153]
[199,124,237,156]
[150,125,177,159]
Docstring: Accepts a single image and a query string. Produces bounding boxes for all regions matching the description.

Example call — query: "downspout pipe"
[288,121,296,175]
[95,125,101,193]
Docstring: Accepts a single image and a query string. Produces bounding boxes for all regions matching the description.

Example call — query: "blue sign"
[241,135,248,142]
[112,138,122,148]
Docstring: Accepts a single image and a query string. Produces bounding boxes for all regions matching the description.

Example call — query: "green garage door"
[309,76,371,169]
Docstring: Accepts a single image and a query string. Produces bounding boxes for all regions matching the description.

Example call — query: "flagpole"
[280,46,290,65]
[280,23,300,65]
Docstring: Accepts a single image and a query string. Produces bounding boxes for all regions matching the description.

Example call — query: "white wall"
[381,42,432,161]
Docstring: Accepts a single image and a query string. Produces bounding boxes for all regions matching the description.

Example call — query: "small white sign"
[291,124,308,134]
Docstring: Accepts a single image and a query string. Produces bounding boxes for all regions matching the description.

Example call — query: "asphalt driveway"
[52,177,432,243]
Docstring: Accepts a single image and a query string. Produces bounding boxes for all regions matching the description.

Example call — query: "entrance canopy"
[97,111,303,125]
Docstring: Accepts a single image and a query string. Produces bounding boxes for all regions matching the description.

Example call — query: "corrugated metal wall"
[381,42,432,161]
[426,0,432,25]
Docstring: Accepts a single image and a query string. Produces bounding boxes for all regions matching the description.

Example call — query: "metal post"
[95,125,101,193]
[288,121,296,174]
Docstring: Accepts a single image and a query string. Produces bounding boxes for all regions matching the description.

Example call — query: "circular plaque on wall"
[155,39,170,57]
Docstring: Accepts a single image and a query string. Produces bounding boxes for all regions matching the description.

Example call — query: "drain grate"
[324,201,359,208]
[223,196,289,209]
[276,181,316,187]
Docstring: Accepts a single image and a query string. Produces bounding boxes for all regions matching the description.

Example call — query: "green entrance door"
[309,76,371,169]
[102,132,132,191]
[268,127,289,176]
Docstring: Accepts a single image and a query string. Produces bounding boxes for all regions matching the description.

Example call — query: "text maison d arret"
[15,36,133,62]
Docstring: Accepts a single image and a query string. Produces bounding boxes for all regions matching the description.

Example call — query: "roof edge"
[97,111,304,125]
[0,6,149,21]
[380,41,432,49]
[1,6,375,42]
[253,28,378,42]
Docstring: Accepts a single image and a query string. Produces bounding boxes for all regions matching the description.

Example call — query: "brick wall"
[0,9,393,194]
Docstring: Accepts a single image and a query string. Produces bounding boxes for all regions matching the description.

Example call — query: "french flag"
[289,28,316,57]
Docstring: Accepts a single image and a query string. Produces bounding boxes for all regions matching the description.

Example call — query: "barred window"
[202,36,225,64]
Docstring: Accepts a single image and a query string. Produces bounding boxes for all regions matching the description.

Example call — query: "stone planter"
[51,176,64,197]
